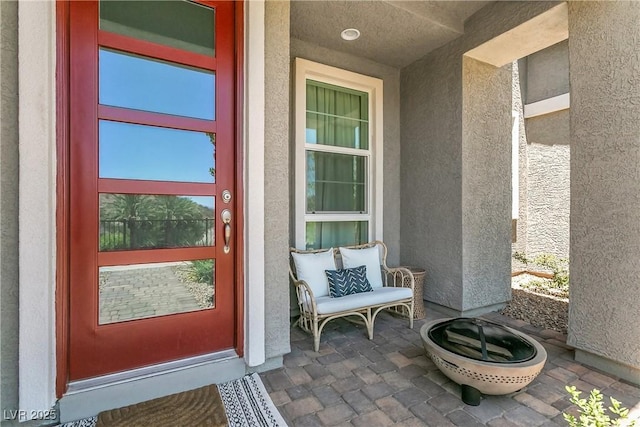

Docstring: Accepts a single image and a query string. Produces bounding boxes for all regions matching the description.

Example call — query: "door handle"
[221,209,231,254]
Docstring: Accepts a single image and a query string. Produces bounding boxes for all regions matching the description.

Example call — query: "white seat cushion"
[339,245,384,288]
[291,248,335,298]
[314,287,412,315]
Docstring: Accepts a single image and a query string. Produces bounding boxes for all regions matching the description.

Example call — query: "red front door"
[67,0,240,380]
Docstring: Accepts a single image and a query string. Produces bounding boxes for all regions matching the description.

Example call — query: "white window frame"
[294,58,383,249]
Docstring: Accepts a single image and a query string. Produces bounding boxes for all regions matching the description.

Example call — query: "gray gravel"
[174,265,214,309]
[500,274,569,334]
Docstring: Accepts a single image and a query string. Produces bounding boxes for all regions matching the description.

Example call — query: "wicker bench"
[289,241,415,351]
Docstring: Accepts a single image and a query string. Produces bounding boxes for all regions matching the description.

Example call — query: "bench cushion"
[313,286,412,315]
[291,248,335,298]
[339,246,384,289]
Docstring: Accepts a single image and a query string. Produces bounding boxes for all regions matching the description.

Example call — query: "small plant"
[563,385,636,427]
[513,251,569,293]
[185,259,214,285]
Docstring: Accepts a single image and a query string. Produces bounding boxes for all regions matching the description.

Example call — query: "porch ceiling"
[290,0,491,68]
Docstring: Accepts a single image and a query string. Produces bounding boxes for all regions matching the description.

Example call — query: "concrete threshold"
[58,350,246,423]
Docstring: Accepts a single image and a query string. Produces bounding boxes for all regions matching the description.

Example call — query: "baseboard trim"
[425,301,507,318]
[248,355,284,374]
[574,349,640,386]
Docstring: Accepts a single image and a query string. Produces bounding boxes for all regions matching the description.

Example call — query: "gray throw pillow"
[325,265,373,298]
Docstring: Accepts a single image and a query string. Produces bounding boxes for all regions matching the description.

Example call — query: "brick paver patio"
[262,309,640,426]
[99,264,201,323]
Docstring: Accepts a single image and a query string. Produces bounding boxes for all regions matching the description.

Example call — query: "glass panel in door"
[99,194,214,251]
[99,259,215,325]
[100,0,216,56]
[99,121,215,182]
[99,49,216,120]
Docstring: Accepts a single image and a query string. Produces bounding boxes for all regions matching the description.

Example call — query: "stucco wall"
[568,1,640,381]
[524,40,569,104]
[525,110,570,259]
[263,0,291,363]
[0,0,19,417]
[461,57,512,312]
[289,39,402,266]
[400,42,464,310]
[400,1,560,314]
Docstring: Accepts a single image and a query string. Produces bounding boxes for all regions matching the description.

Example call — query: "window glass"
[100,49,215,120]
[306,80,368,149]
[99,194,214,251]
[100,1,215,57]
[99,121,215,183]
[99,259,215,324]
[305,222,368,250]
[306,151,366,213]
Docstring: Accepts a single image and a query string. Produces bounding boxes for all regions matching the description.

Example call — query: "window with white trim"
[294,58,383,249]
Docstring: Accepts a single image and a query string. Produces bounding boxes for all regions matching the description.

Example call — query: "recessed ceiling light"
[341,28,360,41]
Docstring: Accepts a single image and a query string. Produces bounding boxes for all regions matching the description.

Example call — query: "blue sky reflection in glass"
[99,49,215,120]
[99,120,215,184]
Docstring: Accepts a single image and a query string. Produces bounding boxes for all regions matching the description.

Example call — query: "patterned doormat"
[58,373,287,427]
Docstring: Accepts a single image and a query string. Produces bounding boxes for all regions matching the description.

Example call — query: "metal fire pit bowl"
[420,317,547,405]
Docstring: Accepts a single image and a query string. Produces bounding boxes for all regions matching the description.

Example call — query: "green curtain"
[306,80,368,149]
[306,221,367,250]
[306,152,365,212]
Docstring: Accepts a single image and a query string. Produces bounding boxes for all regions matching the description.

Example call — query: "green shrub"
[185,260,214,285]
[563,386,636,427]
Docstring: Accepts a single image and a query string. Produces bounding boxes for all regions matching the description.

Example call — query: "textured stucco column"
[0,0,19,416]
[567,1,640,383]
[401,47,464,311]
[262,0,291,367]
[461,57,512,313]
[401,1,560,315]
